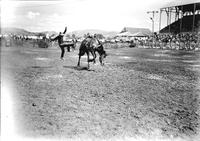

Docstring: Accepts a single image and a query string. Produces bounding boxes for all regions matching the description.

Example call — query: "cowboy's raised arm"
[63,27,67,34]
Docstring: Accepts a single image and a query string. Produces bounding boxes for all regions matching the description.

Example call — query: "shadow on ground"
[63,65,95,71]
[31,66,53,69]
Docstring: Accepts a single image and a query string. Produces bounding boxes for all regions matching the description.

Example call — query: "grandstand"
[159,0,200,33]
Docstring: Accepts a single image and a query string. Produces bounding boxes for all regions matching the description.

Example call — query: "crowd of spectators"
[134,32,200,50]
[0,34,51,48]
[1,31,199,51]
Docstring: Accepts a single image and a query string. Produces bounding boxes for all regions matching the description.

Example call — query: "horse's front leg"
[99,56,104,66]
[86,52,90,69]
[91,50,96,64]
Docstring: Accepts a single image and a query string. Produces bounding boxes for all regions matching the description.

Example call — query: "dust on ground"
[1,46,200,141]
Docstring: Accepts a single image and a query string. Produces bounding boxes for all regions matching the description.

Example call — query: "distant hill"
[70,29,119,37]
[38,31,58,37]
[104,31,119,37]
[1,27,58,37]
[1,27,36,35]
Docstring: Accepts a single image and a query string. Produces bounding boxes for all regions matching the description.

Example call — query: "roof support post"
[178,7,180,20]
[180,6,183,33]
[175,7,179,21]
[193,3,196,32]
[169,7,172,33]
[166,8,169,26]
[159,9,162,33]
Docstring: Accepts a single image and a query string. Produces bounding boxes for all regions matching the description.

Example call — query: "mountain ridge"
[1,27,119,37]
[69,29,119,37]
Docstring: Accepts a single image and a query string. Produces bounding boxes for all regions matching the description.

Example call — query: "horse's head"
[96,44,107,66]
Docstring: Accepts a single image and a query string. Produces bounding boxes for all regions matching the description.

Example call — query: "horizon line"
[1,26,152,33]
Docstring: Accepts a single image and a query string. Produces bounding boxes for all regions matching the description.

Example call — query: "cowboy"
[51,27,70,60]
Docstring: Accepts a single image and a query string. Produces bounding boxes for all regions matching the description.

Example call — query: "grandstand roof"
[162,0,200,9]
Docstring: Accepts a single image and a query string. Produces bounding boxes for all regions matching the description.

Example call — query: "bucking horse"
[50,27,77,60]
[77,37,107,69]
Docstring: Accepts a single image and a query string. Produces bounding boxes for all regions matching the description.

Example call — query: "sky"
[1,0,173,32]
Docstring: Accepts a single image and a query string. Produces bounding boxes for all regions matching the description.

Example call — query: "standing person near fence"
[198,32,200,50]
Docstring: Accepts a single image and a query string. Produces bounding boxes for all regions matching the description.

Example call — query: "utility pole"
[147,10,158,48]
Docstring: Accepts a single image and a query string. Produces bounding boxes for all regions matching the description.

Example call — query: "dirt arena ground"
[1,44,200,141]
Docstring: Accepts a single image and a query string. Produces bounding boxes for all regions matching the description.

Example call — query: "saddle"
[86,37,101,49]
[60,38,75,46]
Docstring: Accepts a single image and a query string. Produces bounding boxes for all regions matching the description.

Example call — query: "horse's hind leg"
[77,55,81,66]
[91,50,96,64]
[78,49,86,67]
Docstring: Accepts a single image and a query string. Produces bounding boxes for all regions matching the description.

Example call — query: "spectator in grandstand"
[141,32,199,50]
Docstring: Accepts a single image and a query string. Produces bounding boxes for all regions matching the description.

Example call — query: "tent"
[121,27,152,35]
[132,32,150,37]
[116,32,134,37]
